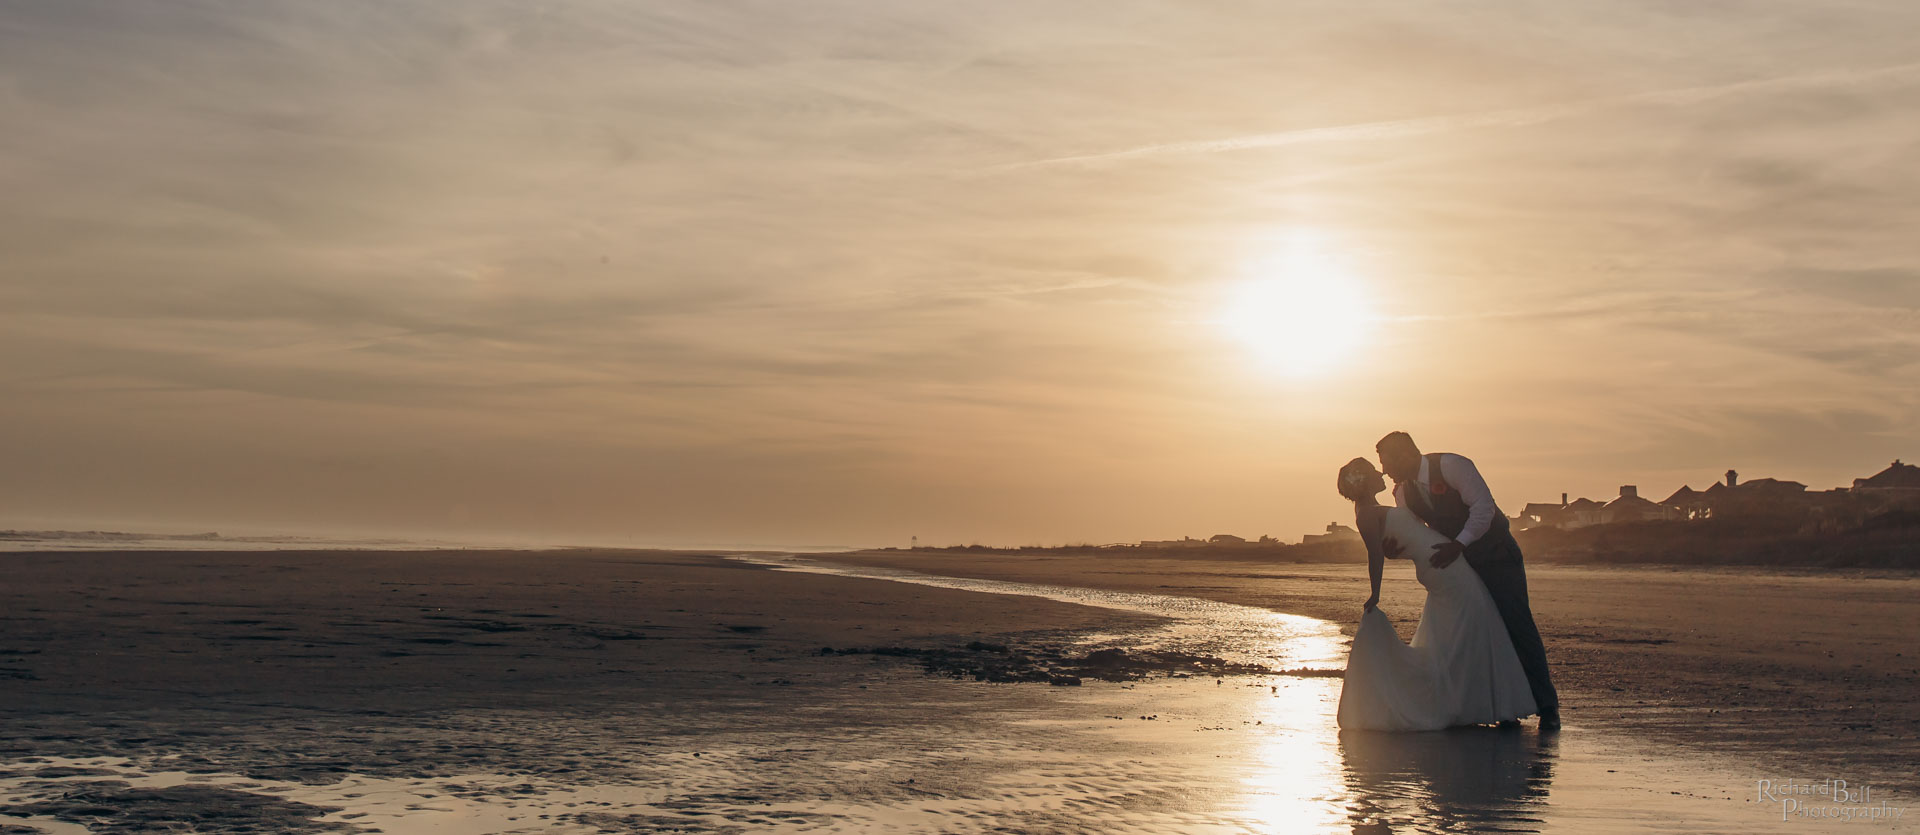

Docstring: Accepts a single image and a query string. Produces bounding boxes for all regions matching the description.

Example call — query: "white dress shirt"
[1392,453,1500,547]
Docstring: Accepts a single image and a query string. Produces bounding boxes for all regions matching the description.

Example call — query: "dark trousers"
[1467,536,1559,714]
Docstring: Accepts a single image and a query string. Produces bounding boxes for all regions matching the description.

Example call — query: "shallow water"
[727,553,1349,671]
[1,555,1909,833]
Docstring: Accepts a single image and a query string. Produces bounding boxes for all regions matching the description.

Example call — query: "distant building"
[1562,498,1607,528]
[1671,471,1810,519]
[1302,523,1361,545]
[1139,537,1207,549]
[1209,533,1248,546]
[1602,485,1666,524]
[1854,460,1920,491]
[1734,477,1807,497]
[1516,487,1668,529]
[1514,501,1572,530]
[1513,459,1914,532]
[1662,485,1709,519]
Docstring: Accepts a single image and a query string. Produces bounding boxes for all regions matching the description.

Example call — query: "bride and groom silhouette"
[1334,431,1562,732]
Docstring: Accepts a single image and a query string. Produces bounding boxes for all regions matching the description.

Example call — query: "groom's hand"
[1381,536,1405,558]
[1429,541,1465,569]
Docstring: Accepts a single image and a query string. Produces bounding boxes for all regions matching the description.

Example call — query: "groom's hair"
[1376,431,1417,454]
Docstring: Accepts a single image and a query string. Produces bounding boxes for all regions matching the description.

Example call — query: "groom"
[1377,431,1562,730]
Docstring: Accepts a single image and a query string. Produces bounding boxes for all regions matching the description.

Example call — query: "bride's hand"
[1363,594,1379,613]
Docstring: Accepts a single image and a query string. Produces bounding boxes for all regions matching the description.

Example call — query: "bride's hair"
[1337,457,1376,501]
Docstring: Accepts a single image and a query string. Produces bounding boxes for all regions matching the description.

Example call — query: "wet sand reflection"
[1339,727,1556,833]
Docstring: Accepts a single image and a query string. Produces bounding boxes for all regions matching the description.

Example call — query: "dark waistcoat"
[1403,453,1516,563]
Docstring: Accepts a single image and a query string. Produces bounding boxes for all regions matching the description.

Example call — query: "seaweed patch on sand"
[0,781,353,834]
[819,640,1341,685]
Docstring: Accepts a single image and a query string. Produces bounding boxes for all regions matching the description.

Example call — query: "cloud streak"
[1001,60,1920,170]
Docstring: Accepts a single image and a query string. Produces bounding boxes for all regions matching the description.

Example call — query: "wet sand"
[0,548,1913,833]
[832,549,1920,798]
[0,548,1165,833]
[0,549,1156,716]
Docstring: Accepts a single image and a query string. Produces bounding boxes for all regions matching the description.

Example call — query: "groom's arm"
[1440,454,1498,547]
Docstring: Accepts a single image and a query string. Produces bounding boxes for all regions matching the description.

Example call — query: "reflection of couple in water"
[1329,432,1563,830]
[1339,725,1557,833]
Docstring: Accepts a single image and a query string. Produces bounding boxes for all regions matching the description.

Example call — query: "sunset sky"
[3,1,1917,547]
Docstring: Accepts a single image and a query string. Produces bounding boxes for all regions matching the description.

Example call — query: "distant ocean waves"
[0,530,453,552]
[0,530,864,553]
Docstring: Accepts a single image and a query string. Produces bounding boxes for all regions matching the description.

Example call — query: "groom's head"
[1376,431,1421,483]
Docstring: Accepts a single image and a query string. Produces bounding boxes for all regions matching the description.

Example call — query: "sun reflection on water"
[1240,678,1351,833]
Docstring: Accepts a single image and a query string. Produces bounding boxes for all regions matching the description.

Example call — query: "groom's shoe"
[1539,709,1562,732]
[1496,719,1521,730]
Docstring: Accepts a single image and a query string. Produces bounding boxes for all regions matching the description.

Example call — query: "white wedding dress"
[1337,506,1537,731]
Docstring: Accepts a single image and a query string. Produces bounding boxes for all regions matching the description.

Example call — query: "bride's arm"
[1356,506,1384,612]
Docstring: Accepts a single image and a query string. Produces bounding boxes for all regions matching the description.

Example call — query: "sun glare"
[1218,234,1375,378]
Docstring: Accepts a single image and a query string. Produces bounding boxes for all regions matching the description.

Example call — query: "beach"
[834,549,1920,795]
[1,548,1914,833]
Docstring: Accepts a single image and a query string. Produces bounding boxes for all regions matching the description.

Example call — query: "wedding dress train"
[1337,506,1537,731]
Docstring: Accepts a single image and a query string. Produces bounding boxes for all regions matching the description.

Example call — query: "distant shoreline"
[866,519,1920,570]
[0,529,861,554]
[5,515,1914,570]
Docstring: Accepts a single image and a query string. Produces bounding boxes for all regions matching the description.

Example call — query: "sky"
[2,0,1917,547]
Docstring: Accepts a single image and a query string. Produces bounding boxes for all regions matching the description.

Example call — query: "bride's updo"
[1337,457,1377,501]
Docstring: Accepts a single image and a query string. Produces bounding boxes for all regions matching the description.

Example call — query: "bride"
[1334,457,1536,731]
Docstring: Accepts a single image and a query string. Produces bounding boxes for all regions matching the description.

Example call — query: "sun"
[1217,235,1375,378]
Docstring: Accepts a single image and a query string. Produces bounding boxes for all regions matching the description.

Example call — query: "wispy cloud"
[1000,60,1920,170]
